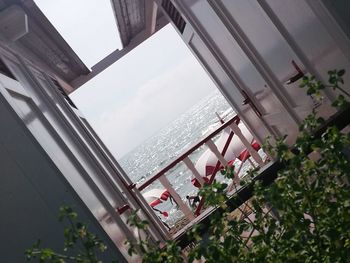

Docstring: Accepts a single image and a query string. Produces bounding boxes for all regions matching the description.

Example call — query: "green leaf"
[307,86,316,95]
[337,69,345,76]
[329,76,337,84]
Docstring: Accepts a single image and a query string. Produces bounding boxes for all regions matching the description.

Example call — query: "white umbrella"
[194,123,255,179]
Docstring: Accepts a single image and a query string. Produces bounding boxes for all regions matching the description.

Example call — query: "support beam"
[208,0,302,126]
[69,15,169,90]
[145,0,158,35]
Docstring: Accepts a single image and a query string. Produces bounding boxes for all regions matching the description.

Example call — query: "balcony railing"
[129,114,268,234]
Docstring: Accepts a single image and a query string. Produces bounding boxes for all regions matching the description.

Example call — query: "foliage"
[125,210,183,263]
[27,70,350,263]
[299,69,350,109]
[25,206,107,263]
[198,181,228,208]
[128,70,350,262]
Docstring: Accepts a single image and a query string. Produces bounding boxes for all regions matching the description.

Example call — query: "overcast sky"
[34,0,217,158]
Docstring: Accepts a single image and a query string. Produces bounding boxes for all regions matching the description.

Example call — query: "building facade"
[157,0,350,146]
[1,0,350,262]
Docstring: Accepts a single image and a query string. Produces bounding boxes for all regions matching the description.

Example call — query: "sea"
[118,90,237,226]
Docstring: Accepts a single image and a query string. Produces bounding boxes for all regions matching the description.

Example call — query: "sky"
[34,0,218,158]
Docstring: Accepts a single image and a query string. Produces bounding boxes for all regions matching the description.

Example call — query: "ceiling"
[0,0,90,88]
[110,0,168,47]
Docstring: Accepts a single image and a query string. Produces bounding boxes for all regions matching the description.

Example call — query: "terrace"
[111,98,350,256]
[130,113,267,235]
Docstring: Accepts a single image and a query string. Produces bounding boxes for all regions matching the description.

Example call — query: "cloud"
[91,57,216,158]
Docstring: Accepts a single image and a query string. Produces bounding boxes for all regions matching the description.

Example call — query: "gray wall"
[0,96,126,263]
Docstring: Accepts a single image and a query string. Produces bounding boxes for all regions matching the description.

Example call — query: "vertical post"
[132,187,170,239]
[207,0,302,125]
[158,176,195,220]
[183,156,205,185]
[229,122,264,165]
[205,139,229,166]
[256,0,336,102]
[172,0,278,143]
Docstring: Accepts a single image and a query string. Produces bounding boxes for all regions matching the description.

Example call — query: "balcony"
[122,113,269,236]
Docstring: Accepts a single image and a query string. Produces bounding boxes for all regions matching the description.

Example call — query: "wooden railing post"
[183,157,205,186]
[132,187,170,239]
[136,115,268,226]
[137,115,240,191]
[205,139,229,166]
[229,122,264,165]
[158,176,195,221]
